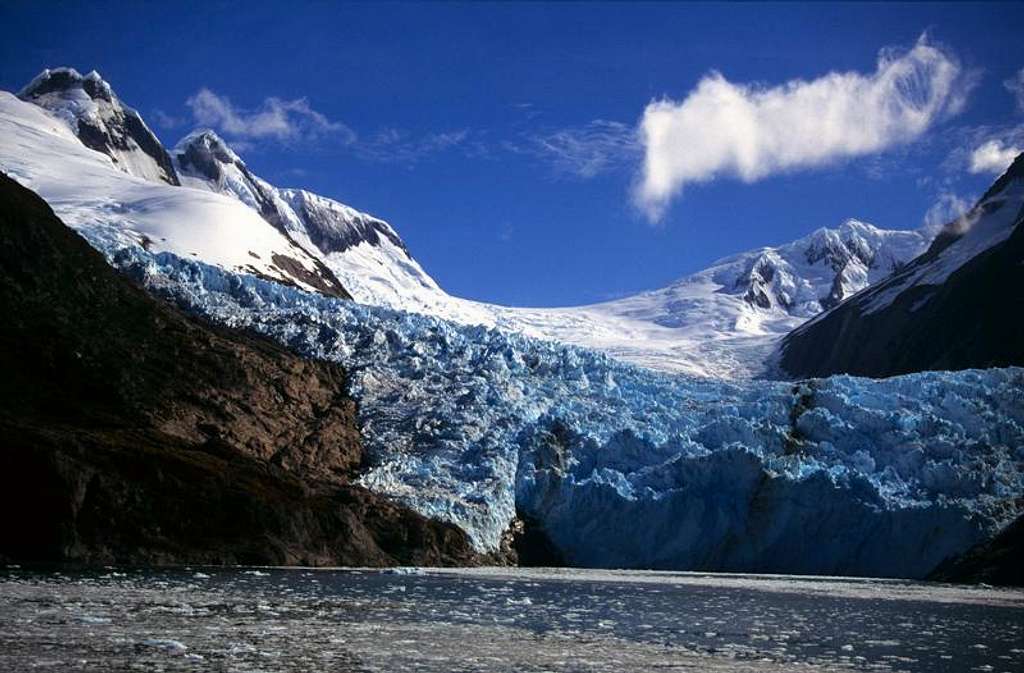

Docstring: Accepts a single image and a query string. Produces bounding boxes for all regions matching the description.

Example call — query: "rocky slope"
[0,170,477,567]
[779,153,1024,379]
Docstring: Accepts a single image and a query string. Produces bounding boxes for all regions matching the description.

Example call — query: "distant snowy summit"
[487,218,929,377]
[2,67,933,378]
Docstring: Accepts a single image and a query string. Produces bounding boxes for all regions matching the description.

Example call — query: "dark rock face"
[928,514,1024,587]
[739,256,780,310]
[781,222,1024,379]
[508,514,565,567]
[0,171,477,567]
[780,162,1024,379]
[280,189,411,257]
[19,68,180,187]
[269,252,353,300]
[175,130,235,182]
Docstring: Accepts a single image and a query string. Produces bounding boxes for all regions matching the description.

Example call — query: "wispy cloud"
[634,34,974,222]
[185,88,355,144]
[1005,68,1024,112]
[509,120,640,179]
[922,191,973,233]
[355,128,475,166]
[178,88,476,164]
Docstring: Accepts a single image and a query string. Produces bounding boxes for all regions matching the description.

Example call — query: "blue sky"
[2,2,1023,306]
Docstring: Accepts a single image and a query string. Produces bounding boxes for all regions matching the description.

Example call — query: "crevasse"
[91,231,1024,578]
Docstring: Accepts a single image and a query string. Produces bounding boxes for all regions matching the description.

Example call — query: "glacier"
[83,230,1024,579]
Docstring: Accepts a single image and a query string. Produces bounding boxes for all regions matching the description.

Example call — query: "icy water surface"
[1,566,1022,672]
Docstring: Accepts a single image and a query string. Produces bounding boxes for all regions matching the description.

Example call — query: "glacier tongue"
[91,236,1024,578]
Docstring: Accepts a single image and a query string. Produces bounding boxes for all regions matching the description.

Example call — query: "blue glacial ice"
[93,236,1024,578]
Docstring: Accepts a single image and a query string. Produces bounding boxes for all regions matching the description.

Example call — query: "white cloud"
[516,120,640,178]
[185,88,355,144]
[1005,68,1024,112]
[968,139,1021,174]
[635,35,971,222]
[922,191,973,234]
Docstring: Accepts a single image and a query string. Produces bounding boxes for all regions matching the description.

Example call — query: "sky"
[2,2,1023,307]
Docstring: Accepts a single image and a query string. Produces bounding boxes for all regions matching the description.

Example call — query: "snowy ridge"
[484,220,930,378]
[0,92,347,297]
[93,236,1024,578]
[173,129,929,377]
[797,155,1024,329]
[862,169,1024,315]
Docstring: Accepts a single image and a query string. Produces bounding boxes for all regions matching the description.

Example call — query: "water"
[1,566,1021,672]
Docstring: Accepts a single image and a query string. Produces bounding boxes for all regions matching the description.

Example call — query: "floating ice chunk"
[381,567,426,575]
[142,639,188,654]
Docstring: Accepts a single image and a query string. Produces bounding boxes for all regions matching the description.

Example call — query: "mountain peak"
[17,67,179,186]
[18,67,115,103]
[174,128,243,167]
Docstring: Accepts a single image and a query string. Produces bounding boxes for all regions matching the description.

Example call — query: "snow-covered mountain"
[164,126,931,378]
[0,68,930,378]
[780,152,1024,378]
[0,88,349,298]
[168,128,489,324]
[18,68,179,186]
[162,123,930,379]
[3,68,1022,578]
[483,221,929,377]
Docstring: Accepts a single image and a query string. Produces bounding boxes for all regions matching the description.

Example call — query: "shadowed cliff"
[0,171,477,567]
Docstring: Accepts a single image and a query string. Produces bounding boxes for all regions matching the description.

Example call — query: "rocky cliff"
[0,171,477,567]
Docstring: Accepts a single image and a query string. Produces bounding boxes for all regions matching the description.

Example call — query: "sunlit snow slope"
[0,92,349,298]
